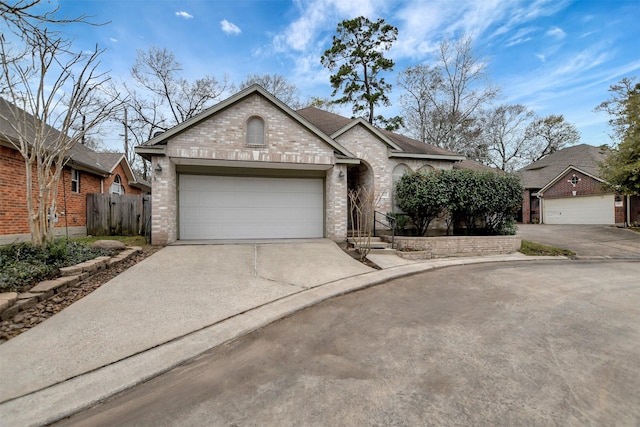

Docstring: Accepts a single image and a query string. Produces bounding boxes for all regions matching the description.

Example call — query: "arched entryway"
[347,161,374,232]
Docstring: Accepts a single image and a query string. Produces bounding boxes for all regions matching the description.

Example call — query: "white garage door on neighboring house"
[179,175,324,240]
[544,195,615,224]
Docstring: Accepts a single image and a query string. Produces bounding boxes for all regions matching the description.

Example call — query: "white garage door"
[544,195,614,224]
[179,175,324,239]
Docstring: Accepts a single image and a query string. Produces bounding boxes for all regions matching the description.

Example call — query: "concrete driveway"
[0,240,372,405]
[56,260,640,426]
[518,224,640,258]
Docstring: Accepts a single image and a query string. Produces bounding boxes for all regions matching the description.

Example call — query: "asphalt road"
[57,259,640,426]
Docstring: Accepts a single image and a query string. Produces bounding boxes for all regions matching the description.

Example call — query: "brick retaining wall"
[384,235,521,260]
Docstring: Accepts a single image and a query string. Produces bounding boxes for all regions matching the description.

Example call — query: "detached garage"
[179,175,324,240]
[544,195,615,225]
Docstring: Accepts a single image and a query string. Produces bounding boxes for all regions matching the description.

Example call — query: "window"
[110,174,124,195]
[392,164,411,212]
[71,169,80,193]
[246,116,265,146]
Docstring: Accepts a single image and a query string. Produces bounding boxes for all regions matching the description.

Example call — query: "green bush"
[394,169,523,236]
[0,239,113,292]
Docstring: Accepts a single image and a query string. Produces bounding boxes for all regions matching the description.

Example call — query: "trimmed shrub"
[395,169,523,236]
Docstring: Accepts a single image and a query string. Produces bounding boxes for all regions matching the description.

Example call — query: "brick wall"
[103,161,142,196]
[388,235,521,259]
[1,145,101,238]
[630,196,640,225]
[336,125,455,227]
[167,94,336,166]
[543,171,606,198]
[151,94,340,245]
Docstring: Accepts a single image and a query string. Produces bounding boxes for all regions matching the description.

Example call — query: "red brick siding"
[0,145,101,235]
[521,189,531,224]
[543,171,607,199]
[103,162,141,195]
[630,196,640,225]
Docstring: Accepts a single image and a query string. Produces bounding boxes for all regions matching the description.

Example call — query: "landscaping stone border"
[383,235,521,260]
[0,247,142,320]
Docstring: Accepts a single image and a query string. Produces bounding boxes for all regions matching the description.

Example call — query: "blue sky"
[51,0,640,151]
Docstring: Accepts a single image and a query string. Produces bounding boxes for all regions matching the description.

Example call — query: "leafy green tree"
[597,77,640,195]
[321,16,401,129]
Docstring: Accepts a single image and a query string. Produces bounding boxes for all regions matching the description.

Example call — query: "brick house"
[0,98,151,244]
[517,144,638,225]
[135,85,468,245]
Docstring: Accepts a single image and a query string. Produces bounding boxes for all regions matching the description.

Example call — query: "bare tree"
[347,186,379,261]
[482,104,535,171]
[524,114,580,162]
[112,47,228,178]
[128,47,228,129]
[0,0,93,45]
[237,73,302,108]
[1,7,119,246]
[397,36,500,155]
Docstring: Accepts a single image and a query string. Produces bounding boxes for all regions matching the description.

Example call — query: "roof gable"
[297,106,465,161]
[518,144,609,189]
[138,85,355,158]
[538,165,606,194]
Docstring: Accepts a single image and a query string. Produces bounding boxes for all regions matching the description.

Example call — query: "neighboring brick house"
[0,98,151,244]
[136,85,470,245]
[517,144,638,226]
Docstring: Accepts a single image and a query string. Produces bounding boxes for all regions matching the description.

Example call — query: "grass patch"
[0,239,114,293]
[519,240,575,257]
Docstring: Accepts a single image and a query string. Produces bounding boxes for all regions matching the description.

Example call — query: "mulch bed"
[0,246,160,344]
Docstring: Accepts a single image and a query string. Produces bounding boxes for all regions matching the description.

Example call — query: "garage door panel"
[179,175,324,239]
[544,195,614,224]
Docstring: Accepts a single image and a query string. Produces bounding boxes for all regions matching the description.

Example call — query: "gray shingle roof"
[296,106,464,157]
[517,144,610,189]
[0,98,148,182]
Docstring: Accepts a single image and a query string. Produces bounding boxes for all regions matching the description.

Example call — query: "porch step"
[347,237,390,250]
[368,247,397,254]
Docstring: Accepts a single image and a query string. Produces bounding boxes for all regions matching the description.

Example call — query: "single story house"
[517,144,638,225]
[0,98,150,244]
[135,84,470,245]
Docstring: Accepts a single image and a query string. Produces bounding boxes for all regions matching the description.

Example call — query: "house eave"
[170,157,334,171]
[135,144,167,161]
[138,85,356,159]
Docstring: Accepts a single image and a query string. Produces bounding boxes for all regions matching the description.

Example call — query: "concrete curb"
[0,254,565,426]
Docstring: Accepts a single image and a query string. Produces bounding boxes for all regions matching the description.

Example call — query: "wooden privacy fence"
[87,193,149,236]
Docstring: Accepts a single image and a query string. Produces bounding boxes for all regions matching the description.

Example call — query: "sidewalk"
[0,242,560,426]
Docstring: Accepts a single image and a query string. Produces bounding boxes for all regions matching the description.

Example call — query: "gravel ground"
[0,246,160,344]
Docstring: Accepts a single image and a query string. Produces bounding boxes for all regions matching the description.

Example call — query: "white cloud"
[535,53,546,62]
[546,26,566,39]
[175,11,193,19]
[273,0,387,53]
[221,19,241,35]
[110,37,118,43]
